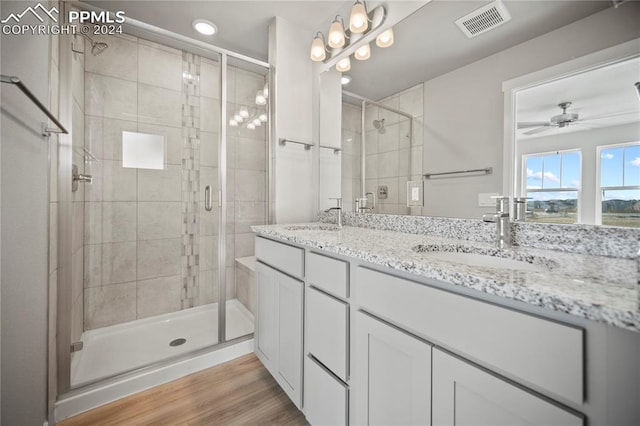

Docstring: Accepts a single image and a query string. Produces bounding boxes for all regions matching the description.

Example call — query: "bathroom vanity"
[252,217,640,426]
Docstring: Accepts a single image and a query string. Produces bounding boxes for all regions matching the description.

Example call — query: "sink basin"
[284,224,341,232]
[412,244,556,272]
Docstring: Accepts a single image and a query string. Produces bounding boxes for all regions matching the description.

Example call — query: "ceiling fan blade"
[523,126,553,135]
[517,121,550,129]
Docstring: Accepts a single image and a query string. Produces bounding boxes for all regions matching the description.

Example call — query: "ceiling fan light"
[310,33,326,61]
[328,17,346,48]
[336,56,351,72]
[376,28,394,48]
[354,43,370,60]
[349,1,368,34]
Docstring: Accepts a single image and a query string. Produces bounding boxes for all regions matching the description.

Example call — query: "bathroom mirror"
[318,0,640,225]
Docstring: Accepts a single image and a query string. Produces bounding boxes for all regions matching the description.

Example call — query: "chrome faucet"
[325,197,343,229]
[483,196,511,248]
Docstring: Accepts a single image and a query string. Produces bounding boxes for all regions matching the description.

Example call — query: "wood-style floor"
[58,353,308,425]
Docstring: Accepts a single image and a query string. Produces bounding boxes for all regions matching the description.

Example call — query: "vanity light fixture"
[336,57,351,72]
[354,43,371,60]
[255,90,266,105]
[341,75,352,85]
[192,19,217,36]
[310,32,328,61]
[328,15,347,48]
[349,0,369,33]
[376,27,394,48]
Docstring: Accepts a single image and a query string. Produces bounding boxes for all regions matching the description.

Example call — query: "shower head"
[83,34,108,55]
[373,118,386,133]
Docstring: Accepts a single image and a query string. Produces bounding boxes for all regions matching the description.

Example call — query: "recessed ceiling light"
[341,75,352,85]
[192,19,217,36]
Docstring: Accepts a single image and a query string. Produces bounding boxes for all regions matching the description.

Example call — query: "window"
[523,151,580,224]
[599,143,640,228]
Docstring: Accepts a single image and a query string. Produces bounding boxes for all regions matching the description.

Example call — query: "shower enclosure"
[55,14,270,396]
[341,91,417,215]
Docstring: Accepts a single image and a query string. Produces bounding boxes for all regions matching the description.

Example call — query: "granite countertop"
[252,223,639,333]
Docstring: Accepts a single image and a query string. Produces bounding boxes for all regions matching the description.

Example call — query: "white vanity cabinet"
[432,349,583,426]
[254,237,304,409]
[353,312,432,426]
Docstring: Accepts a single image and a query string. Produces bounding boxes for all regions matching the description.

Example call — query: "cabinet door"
[354,311,431,425]
[255,262,277,363]
[432,349,583,426]
[276,268,304,408]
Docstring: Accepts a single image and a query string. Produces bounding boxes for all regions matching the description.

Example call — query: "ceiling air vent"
[455,1,512,38]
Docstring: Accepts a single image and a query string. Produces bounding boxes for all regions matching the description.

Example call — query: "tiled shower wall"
[342,102,362,210]
[364,83,424,215]
[80,33,266,330]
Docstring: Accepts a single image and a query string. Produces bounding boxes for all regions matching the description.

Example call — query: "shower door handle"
[205,185,213,211]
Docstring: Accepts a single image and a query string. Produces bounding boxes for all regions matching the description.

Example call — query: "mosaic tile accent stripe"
[181,52,202,308]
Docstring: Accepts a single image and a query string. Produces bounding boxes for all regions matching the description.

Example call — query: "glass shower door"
[223,58,270,341]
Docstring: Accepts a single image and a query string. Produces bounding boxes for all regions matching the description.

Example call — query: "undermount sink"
[284,224,341,232]
[412,244,556,272]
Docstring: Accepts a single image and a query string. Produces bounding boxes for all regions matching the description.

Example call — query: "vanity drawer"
[306,251,349,299]
[304,355,348,426]
[255,237,304,279]
[356,267,584,405]
[307,286,349,381]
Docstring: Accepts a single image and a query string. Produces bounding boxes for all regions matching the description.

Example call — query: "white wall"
[422,3,640,219]
[0,1,51,424]
[269,17,315,223]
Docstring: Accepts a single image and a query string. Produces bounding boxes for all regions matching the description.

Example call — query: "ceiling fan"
[517,101,635,136]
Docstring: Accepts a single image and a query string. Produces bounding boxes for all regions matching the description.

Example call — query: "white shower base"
[71,299,254,387]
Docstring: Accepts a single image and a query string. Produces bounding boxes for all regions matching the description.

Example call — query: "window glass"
[600,143,640,228]
[524,151,580,225]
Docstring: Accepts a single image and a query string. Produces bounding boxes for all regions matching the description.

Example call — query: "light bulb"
[310,34,326,61]
[229,119,238,127]
[252,118,261,126]
[336,56,351,72]
[192,19,217,36]
[239,107,249,118]
[259,113,268,122]
[354,43,370,60]
[255,90,266,105]
[234,114,243,123]
[247,123,256,130]
[328,18,346,48]
[349,1,368,34]
[341,75,352,85]
[376,28,394,48]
